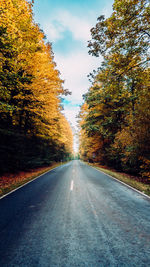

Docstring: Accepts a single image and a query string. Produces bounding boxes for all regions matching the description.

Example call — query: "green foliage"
[79,0,150,180]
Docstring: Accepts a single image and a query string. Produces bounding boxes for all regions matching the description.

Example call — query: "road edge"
[83,161,150,200]
[0,163,65,200]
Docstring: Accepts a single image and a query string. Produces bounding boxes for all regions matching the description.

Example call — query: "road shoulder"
[0,162,65,199]
[83,161,150,199]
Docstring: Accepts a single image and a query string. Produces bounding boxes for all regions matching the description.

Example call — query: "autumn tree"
[0,0,73,173]
[79,0,150,179]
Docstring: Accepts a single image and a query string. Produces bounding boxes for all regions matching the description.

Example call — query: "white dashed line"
[70,180,74,191]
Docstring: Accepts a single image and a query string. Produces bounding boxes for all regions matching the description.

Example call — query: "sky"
[33,0,114,151]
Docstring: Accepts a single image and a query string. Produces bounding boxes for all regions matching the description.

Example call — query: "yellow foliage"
[0,0,73,164]
[139,157,150,179]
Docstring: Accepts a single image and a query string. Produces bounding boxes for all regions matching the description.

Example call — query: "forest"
[79,0,150,180]
[0,0,73,174]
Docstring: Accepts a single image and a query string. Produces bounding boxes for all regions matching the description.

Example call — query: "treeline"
[79,0,150,179]
[0,0,73,173]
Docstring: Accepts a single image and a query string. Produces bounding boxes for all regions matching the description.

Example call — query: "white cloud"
[63,106,80,128]
[55,50,102,131]
[58,10,91,42]
[55,50,102,103]
[43,3,113,43]
[43,10,92,43]
[44,22,64,42]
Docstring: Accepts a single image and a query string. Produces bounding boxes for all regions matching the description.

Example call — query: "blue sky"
[33,0,114,150]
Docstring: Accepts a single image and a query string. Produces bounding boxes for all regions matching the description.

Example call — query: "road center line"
[70,180,74,191]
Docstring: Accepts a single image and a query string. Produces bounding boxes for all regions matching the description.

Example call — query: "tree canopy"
[79,0,150,180]
[0,0,73,173]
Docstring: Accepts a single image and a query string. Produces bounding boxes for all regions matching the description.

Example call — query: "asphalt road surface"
[0,160,150,266]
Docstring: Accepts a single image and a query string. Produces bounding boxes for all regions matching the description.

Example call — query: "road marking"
[83,162,150,200]
[70,180,74,191]
[0,165,63,200]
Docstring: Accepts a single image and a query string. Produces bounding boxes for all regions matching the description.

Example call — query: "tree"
[0,0,73,173]
[79,0,150,178]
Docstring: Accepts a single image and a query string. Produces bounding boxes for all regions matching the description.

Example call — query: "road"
[0,160,150,266]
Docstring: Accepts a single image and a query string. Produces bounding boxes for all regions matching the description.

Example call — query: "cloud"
[58,10,91,42]
[42,9,103,136]
[55,50,102,103]
[43,10,92,43]
[63,106,80,127]
[45,21,64,42]
[55,50,102,130]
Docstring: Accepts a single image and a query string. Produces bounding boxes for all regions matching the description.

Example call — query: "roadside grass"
[86,162,150,197]
[0,162,64,198]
